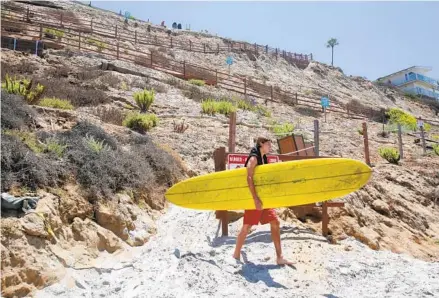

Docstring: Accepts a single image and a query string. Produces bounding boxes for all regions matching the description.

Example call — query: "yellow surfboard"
[165,158,372,210]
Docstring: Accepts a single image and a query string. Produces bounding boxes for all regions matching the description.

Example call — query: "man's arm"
[246,156,263,210]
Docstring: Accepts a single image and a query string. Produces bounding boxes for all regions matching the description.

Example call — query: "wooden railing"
[2,5,439,126]
[2,2,312,65]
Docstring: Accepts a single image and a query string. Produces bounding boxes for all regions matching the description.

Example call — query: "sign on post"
[321,96,330,108]
[228,153,279,170]
[321,96,330,122]
[226,56,233,76]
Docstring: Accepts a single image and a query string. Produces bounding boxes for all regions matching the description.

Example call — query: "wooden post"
[39,24,43,39]
[270,86,273,102]
[217,43,219,54]
[228,112,236,153]
[362,122,371,166]
[116,42,119,59]
[397,124,404,160]
[183,61,186,78]
[115,25,118,39]
[215,69,218,86]
[214,147,228,236]
[203,43,206,53]
[420,126,427,154]
[189,40,192,51]
[26,7,30,22]
[322,202,329,236]
[313,120,319,156]
[295,92,298,105]
[90,19,93,33]
[170,37,173,48]
[135,31,137,44]
[78,31,81,50]
[254,43,257,53]
[150,51,153,67]
[266,45,268,54]
[244,78,247,96]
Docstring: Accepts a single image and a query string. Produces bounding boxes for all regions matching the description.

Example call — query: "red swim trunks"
[243,208,278,226]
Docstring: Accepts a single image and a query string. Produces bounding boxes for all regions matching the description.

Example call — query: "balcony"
[402,72,439,87]
[404,87,439,100]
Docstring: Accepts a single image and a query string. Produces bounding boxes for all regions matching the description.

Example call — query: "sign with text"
[228,154,279,170]
[226,56,233,65]
[321,96,330,108]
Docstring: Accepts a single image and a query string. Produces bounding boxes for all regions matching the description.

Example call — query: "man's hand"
[254,197,263,210]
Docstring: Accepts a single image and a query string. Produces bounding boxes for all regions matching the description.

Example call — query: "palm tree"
[326,38,339,66]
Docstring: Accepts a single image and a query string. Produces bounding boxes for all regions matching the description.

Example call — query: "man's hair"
[255,137,271,147]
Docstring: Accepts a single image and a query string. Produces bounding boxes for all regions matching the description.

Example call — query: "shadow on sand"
[207,226,328,248]
[237,260,290,289]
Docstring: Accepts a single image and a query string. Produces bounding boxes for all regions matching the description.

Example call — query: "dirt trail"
[36,205,439,298]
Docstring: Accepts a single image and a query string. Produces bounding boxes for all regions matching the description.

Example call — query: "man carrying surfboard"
[233,137,293,265]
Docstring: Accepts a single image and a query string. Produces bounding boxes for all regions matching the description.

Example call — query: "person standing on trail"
[233,137,293,265]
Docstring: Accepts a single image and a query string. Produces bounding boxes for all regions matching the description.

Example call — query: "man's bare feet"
[276,256,293,266]
[232,253,240,261]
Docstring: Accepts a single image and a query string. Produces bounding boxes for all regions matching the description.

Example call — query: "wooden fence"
[2,5,439,126]
[1,16,350,113]
[1,2,313,66]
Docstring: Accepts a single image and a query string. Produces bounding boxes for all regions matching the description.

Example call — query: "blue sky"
[87,1,439,80]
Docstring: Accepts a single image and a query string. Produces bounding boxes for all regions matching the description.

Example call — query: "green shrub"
[188,79,206,87]
[424,123,431,132]
[38,97,74,110]
[386,108,417,131]
[85,134,110,154]
[129,15,136,20]
[123,112,158,134]
[86,38,106,52]
[216,101,236,116]
[201,99,236,116]
[44,28,64,39]
[44,138,67,158]
[256,105,272,117]
[2,130,45,154]
[134,89,155,112]
[201,99,217,115]
[1,134,68,192]
[237,99,255,111]
[2,74,45,104]
[433,144,439,156]
[272,122,295,136]
[379,147,400,164]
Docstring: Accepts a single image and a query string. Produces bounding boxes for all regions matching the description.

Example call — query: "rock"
[344,245,353,251]
[57,187,93,223]
[71,217,122,253]
[371,200,390,216]
[95,202,132,241]
[22,213,48,238]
